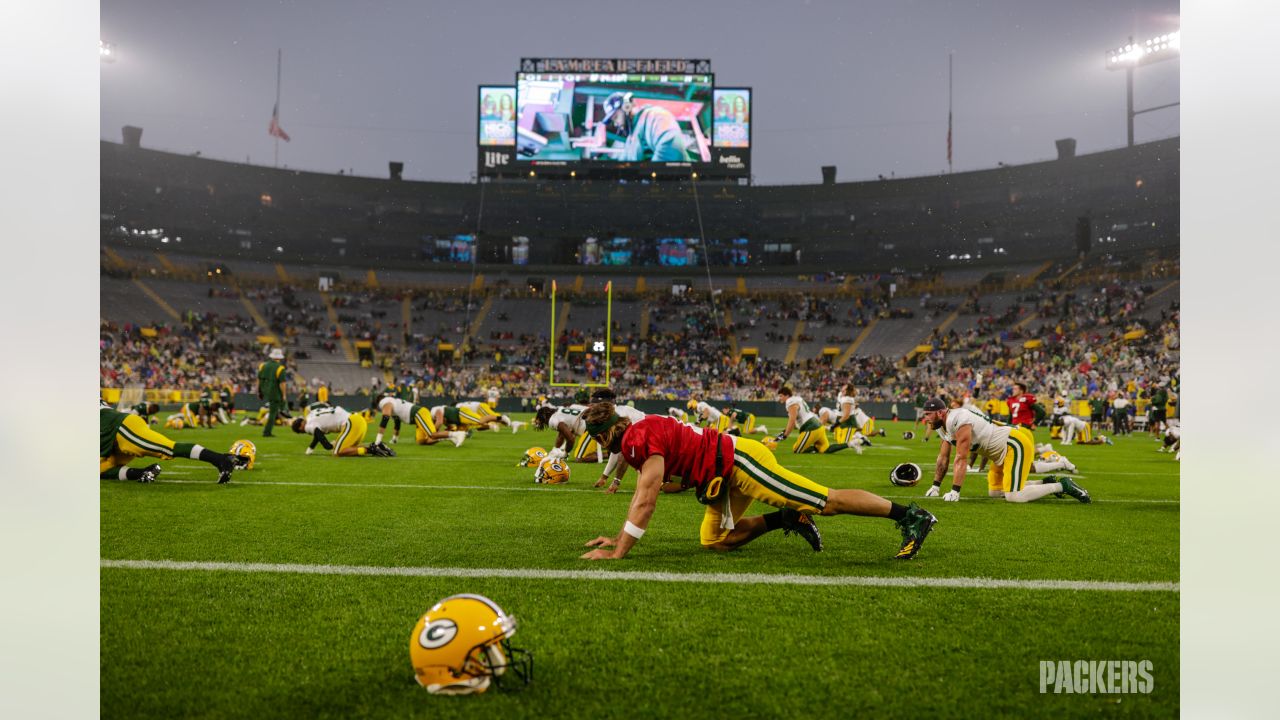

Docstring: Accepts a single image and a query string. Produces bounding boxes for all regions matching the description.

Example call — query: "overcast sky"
[100,0,1179,184]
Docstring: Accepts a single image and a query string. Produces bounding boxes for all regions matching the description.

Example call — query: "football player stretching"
[577,402,938,561]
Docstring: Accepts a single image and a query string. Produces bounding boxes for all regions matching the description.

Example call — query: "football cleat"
[138,464,162,483]
[779,508,823,552]
[518,447,548,468]
[390,435,399,445]
[534,457,570,485]
[894,503,937,560]
[215,455,236,484]
[1055,477,1092,504]
[510,420,526,434]
[449,431,467,448]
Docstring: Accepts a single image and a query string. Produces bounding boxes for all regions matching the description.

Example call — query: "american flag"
[268,103,290,142]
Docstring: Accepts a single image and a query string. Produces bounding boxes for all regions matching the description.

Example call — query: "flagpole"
[947,52,953,174]
[274,49,282,168]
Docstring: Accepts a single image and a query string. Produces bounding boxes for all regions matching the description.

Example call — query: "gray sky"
[100,0,1179,184]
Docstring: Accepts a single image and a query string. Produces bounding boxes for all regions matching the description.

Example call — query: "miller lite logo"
[484,151,510,168]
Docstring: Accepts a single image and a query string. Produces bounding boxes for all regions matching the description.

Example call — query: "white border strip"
[100,558,1179,593]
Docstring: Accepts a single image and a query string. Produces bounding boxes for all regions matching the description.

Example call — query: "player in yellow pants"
[778,387,857,455]
[920,397,1090,504]
[572,432,602,462]
[100,402,241,483]
[576,405,939,561]
[292,405,387,457]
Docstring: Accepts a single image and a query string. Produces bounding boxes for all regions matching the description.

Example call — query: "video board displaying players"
[478,86,516,146]
[516,73,713,164]
[712,89,750,148]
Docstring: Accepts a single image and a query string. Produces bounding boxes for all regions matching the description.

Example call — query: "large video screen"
[478,86,516,146]
[516,73,713,164]
[713,89,751,148]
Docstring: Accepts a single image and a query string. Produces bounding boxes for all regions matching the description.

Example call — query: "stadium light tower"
[1105,29,1179,146]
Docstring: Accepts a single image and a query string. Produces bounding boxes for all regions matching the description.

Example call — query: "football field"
[101,415,1179,718]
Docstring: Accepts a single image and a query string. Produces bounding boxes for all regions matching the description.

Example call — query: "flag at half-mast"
[268,103,290,142]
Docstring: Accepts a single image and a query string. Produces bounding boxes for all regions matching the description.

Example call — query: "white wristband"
[623,521,645,539]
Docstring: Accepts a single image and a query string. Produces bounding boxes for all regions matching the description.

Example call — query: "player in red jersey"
[1007,382,1037,429]
[576,402,938,561]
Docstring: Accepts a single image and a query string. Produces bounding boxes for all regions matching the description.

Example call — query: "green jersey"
[1089,398,1108,417]
[100,407,128,458]
[199,388,212,407]
[257,361,286,400]
[442,406,462,426]
[130,402,152,418]
[219,388,232,404]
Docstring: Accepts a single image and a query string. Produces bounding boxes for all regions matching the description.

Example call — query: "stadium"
[83,3,1199,717]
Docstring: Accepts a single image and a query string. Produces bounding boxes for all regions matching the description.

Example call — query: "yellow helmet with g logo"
[534,457,570,484]
[686,398,699,410]
[409,594,532,694]
[518,447,548,468]
[229,439,257,470]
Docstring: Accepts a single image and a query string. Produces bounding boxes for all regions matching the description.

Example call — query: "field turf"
[101,415,1179,718]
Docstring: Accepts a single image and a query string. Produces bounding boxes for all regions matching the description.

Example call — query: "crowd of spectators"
[101,270,1179,414]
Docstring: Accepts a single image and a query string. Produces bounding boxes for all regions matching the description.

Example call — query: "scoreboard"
[478,59,750,181]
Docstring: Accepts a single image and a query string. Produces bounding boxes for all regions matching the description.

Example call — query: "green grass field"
[101,415,1179,718]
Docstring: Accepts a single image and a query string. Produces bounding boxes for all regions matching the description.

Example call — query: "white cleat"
[757,425,768,435]
[449,431,467,448]
[390,436,398,445]
[511,420,526,433]
[240,418,251,426]
[851,441,863,455]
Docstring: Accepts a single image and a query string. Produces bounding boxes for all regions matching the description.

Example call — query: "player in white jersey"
[776,387,858,455]
[838,385,884,439]
[1158,419,1180,456]
[919,397,1090,504]
[456,400,525,433]
[1059,414,1087,445]
[374,396,467,447]
[290,404,389,457]
[692,400,732,433]
[533,403,603,462]
[1032,443,1078,474]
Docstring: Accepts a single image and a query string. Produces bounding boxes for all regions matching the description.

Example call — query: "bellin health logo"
[1039,660,1153,694]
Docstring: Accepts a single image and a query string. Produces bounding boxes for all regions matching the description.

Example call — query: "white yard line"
[100,558,1179,593]
[150,478,1178,503]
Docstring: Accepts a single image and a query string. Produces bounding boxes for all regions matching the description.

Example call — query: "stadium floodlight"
[1104,29,1180,146]
[100,40,117,62]
[1106,30,1179,68]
